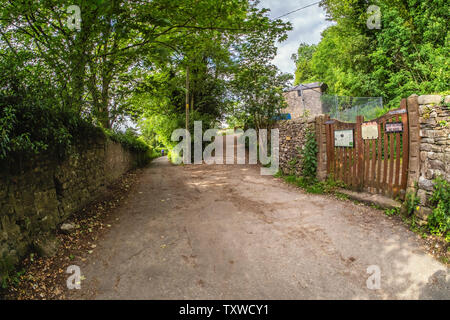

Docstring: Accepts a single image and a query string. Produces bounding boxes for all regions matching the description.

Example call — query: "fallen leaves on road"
[1,170,141,300]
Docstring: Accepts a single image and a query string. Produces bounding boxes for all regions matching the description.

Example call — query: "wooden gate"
[325,99,409,199]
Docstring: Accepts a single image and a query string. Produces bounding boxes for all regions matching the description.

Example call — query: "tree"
[232,64,292,132]
[294,0,449,107]
[292,43,317,85]
[1,0,289,128]
[131,2,292,147]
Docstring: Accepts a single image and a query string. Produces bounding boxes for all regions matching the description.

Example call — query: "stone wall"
[276,117,316,176]
[276,93,449,219]
[415,95,450,209]
[0,135,145,277]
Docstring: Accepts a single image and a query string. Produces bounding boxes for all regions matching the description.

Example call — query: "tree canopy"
[0,0,292,159]
[293,0,449,107]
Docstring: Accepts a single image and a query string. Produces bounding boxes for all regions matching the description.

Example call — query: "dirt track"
[68,149,449,299]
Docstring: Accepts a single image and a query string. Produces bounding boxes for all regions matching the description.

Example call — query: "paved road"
[70,157,449,299]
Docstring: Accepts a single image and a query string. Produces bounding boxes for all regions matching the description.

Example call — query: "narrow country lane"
[68,149,449,299]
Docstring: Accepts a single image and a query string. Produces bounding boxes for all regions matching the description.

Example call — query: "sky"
[256,0,332,76]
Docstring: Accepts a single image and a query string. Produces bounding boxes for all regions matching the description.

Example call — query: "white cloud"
[257,0,332,75]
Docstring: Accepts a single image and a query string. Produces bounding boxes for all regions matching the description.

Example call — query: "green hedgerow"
[104,129,150,154]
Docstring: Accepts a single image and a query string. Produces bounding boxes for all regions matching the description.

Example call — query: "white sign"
[362,121,379,140]
[334,130,354,147]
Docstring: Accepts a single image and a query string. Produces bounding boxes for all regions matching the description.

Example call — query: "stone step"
[337,188,402,210]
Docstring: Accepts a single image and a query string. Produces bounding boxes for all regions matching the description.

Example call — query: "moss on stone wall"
[0,135,148,281]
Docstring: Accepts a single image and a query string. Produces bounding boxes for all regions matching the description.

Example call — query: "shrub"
[280,174,344,195]
[427,176,450,240]
[404,190,420,217]
[104,129,150,154]
[0,53,103,165]
[0,104,103,166]
[300,128,318,181]
[103,129,152,167]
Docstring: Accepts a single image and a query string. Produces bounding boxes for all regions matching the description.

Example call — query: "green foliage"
[295,0,449,107]
[104,129,152,167]
[104,129,150,154]
[385,207,400,217]
[335,192,349,201]
[231,64,292,131]
[0,254,20,289]
[405,190,420,217]
[1,0,292,163]
[0,103,103,165]
[427,176,450,239]
[319,176,347,193]
[292,43,317,85]
[300,129,318,181]
[280,173,345,195]
[274,170,284,178]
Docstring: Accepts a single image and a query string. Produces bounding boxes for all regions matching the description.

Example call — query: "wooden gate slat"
[364,140,370,191]
[325,115,332,176]
[376,121,382,193]
[371,139,376,191]
[334,147,338,179]
[352,147,357,189]
[388,118,395,197]
[383,120,389,195]
[356,116,364,189]
[342,148,348,184]
[394,120,402,198]
[345,147,350,185]
[330,122,336,178]
[324,99,409,200]
[334,146,338,180]
[400,106,409,197]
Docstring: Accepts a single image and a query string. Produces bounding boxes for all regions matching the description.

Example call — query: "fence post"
[400,99,409,198]
[406,94,420,193]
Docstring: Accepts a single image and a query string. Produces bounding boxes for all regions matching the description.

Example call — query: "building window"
[297,90,302,97]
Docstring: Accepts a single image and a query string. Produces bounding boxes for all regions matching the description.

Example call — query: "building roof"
[286,82,326,92]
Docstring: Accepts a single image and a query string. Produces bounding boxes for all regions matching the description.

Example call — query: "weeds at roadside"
[335,192,349,201]
[276,171,346,196]
[385,207,400,217]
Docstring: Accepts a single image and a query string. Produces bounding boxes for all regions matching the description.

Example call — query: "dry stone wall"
[276,117,316,176]
[416,95,450,209]
[276,93,449,224]
[0,136,145,277]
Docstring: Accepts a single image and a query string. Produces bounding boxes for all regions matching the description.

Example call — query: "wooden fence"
[324,99,409,199]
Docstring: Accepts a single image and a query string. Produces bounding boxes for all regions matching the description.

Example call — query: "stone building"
[282,82,327,119]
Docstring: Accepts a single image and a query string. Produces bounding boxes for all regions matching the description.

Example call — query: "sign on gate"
[385,122,403,133]
[362,121,379,140]
[325,99,410,200]
[334,129,354,147]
